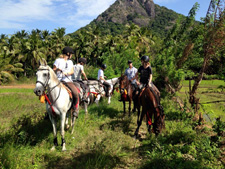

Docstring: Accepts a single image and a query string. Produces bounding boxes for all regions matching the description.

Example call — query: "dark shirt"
[138,66,152,84]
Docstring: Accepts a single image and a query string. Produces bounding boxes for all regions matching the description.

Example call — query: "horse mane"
[39,65,61,85]
[120,74,129,85]
[49,66,59,81]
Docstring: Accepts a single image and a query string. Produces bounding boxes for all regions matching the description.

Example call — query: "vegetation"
[0,86,224,168]
[0,1,225,168]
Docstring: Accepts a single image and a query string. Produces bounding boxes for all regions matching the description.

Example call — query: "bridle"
[36,68,61,104]
[36,68,51,91]
[119,76,129,93]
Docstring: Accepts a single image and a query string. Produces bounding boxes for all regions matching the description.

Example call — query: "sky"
[0,0,211,35]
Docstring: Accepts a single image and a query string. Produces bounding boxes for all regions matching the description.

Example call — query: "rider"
[131,55,160,97]
[119,60,137,101]
[72,58,89,102]
[125,60,138,88]
[97,64,111,97]
[53,46,80,117]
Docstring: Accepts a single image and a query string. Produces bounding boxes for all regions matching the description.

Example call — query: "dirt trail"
[0,84,35,89]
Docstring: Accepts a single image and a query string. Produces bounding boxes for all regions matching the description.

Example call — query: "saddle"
[62,83,73,99]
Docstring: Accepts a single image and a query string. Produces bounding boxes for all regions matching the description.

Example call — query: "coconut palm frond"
[2,64,14,71]
[11,68,24,73]
[13,63,23,68]
[0,71,15,82]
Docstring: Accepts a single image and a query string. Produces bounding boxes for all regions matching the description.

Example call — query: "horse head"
[119,75,129,94]
[34,62,51,96]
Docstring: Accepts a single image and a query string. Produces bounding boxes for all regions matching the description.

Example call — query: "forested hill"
[70,0,184,37]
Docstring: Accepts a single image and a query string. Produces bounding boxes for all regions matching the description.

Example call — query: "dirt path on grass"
[0,84,35,89]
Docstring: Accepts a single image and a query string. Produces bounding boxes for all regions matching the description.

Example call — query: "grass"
[177,80,225,122]
[0,81,224,168]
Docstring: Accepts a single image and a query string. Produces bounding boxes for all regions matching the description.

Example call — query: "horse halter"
[119,77,128,91]
[36,68,51,91]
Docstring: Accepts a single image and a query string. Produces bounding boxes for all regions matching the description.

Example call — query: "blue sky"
[0,0,211,35]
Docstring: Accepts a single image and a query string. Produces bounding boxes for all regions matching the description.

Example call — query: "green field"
[0,81,224,168]
[177,80,225,121]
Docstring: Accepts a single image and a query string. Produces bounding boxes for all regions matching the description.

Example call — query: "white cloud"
[0,0,116,33]
[0,0,54,21]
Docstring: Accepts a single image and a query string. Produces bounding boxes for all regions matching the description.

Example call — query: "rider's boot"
[72,108,79,118]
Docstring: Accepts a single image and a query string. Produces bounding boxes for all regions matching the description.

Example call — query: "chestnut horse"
[119,75,137,116]
[134,86,165,137]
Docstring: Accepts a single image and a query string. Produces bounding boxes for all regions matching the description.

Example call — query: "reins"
[36,68,64,116]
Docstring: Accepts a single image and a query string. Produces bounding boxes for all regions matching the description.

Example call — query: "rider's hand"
[136,81,140,85]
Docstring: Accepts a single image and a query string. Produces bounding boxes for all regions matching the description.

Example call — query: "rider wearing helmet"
[98,64,111,97]
[53,46,80,117]
[131,55,160,97]
[138,55,152,87]
[72,58,88,81]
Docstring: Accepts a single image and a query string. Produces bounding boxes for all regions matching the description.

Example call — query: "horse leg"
[128,100,131,116]
[108,96,111,104]
[65,112,70,130]
[146,109,153,134]
[60,113,67,151]
[49,115,58,151]
[134,107,144,138]
[123,100,126,115]
[84,102,88,115]
[95,95,101,105]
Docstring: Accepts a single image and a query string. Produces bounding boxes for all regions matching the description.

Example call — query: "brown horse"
[134,85,165,137]
[119,75,137,116]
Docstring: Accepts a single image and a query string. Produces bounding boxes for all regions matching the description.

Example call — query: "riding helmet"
[101,64,107,69]
[78,58,87,64]
[141,55,149,62]
[62,46,74,55]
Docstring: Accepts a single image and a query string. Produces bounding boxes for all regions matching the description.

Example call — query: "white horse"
[83,77,119,105]
[34,60,78,151]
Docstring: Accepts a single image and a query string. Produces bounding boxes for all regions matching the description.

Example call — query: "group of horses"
[34,61,165,151]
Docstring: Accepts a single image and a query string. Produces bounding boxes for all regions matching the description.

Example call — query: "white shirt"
[125,66,137,80]
[97,69,104,83]
[61,60,73,82]
[53,58,73,82]
[72,64,83,81]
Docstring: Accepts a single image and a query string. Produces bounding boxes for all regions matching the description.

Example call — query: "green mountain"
[71,0,184,37]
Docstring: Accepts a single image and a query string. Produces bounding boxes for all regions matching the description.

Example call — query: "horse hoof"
[50,146,56,151]
[133,134,139,140]
[66,125,70,130]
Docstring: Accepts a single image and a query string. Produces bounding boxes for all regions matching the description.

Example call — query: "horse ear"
[39,58,47,66]
[42,59,47,66]
[39,59,43,66]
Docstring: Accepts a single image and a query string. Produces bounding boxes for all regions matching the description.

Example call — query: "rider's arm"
[131,72,138,82]
[148,74,152,86]
[81,70,88,80]
[53,65,61,73]
[64,67,74,76]
[99,76,105,81]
